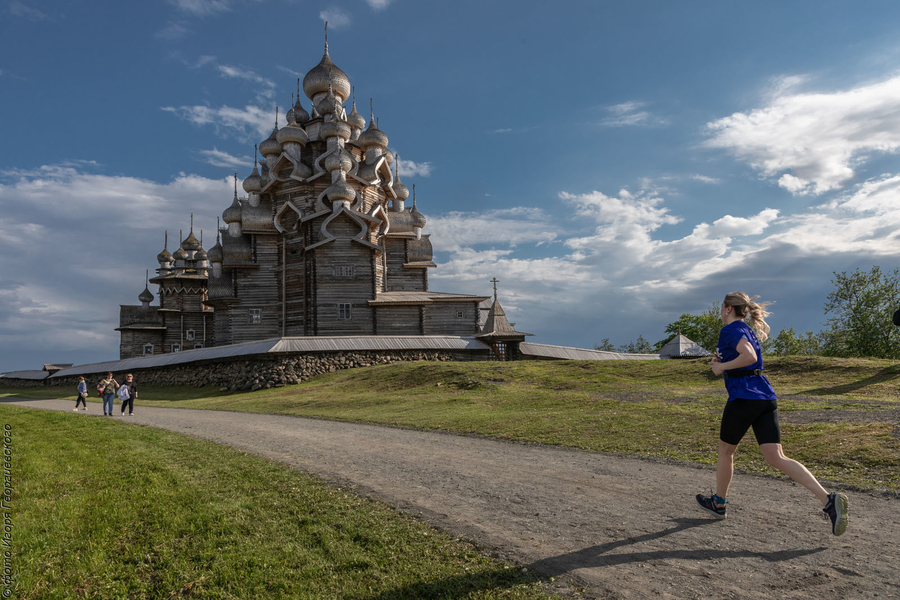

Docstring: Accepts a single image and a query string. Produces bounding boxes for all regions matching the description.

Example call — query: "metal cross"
[490,277,499,302]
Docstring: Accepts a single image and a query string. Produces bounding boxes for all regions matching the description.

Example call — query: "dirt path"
[8,398,899,599]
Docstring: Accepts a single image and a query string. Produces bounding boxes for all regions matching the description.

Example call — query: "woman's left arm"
[710,338,757,376]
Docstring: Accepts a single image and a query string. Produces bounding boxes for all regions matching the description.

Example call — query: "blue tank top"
[717,321,777,401]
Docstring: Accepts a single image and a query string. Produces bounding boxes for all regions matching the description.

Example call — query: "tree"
[767,326,822,356]
[820,266,900,359]
[619,335,654,354]
[594,338,616,351]
[654,302,722,353]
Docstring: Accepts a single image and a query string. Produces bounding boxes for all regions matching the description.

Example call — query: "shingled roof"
[476,300,532,340]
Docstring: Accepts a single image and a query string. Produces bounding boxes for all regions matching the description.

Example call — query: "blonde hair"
[724,291,772,341]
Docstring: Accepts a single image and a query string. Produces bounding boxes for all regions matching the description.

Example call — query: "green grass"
[4,406,559,599]
[4,356,900,493]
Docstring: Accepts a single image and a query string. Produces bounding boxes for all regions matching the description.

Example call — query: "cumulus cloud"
[320,8,351,29]
[364,0,392,9]
[162,104,273,141]
[705,75,900,195]
[0,163,233,368]
[428,208,559,253]
[600,101,667,127]
[168,0,232,16]
[7,0,46,20]
[197,148,253,169]
[217,64,276,101]
[395,157,433,178]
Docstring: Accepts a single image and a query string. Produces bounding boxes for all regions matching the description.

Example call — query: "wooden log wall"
[424,301,480,335]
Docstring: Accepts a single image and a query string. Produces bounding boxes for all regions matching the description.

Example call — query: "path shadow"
[361,519,826,600]
[528,518,826,577]
[799,365,900,396]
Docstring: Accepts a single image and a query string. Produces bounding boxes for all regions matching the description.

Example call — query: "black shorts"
[719,399,781,446]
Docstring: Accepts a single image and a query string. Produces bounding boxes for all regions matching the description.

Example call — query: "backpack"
[117,385,130,401]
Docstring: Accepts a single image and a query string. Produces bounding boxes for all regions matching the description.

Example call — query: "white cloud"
[7,0,46,20]
[600,101,667,127]
[168,0,232,16]
[428,208,559,253]
[396,158,433,178]
[162,104,273,141]
[705,74,900,195]
[157,21,189,39]
[692,174,721,184]
[320,8,351,29]
[364,0,392,9]
[217,64,276,101]
[197,148,253,169]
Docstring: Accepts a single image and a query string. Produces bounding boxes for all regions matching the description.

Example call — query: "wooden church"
[117,34,530,360]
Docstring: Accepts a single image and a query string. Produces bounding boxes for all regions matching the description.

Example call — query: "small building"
[657,333,713,358]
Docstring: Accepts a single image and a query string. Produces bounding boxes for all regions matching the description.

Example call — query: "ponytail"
[724,292,772,342]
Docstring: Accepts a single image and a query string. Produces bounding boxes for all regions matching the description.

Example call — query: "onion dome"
[194,246,208,261]
[303,42,351,102]
[347,98,365,130]
[316,85,346,120]
[207,237,223,264]
[384,150,394,165]
[392,155,409,201]
[358,117,388,148]
[324,147,353,174]
[241,198,276,231]
[138,286,154,304]
[157,232,174,264]
[259,127,282,157]
[276,121,309,146]
[411,184,426,229]
[182,227,201,251]
[173,244,189,262]
[320,118,351,141]
[291,97,310,124]
[325,179,356,203]
[223,194,242,224]
[242,145,262,193]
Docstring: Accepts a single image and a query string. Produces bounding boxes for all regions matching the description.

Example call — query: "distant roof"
[658,334,713,358]
[0,370,49,380]
[519,343,660,361]
[42,363,73,371]
[369,291,489,305]
[49,336,494,378]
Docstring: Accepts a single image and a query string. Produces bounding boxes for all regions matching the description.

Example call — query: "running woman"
[695,292,849,536]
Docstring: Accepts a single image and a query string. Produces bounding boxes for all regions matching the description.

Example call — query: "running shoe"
[696,493,727,519]
[823,492,849,536]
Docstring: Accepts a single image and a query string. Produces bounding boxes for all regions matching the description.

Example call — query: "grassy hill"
[6,356,899,493]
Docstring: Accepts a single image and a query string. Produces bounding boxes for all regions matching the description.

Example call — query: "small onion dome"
[393,177,409,202]
[223,195,242,224]
[157,246,174,265]
[347,100,365,130]
[182,230,202,251]
[258,128,282,157]
[173,245,189,262]
[358,119,388,148]
[324,148,353,173]
[325,179,356,203]
[384,150,394,165]
[411,205,427,229]
[320,118,351,141]
[138,286,154,304]
[289,97,310,123]
[303,47,351,102]
[194,247,208,261]
[207,240,224,263]
[242,163,261,193]
[276,122,309,146]
[316,85,345,119]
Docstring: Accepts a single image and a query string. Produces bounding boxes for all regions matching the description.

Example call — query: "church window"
[334,265,355,278]
[249,309,262,324]
[194,343,204,349]
[143,344,154,356]
[172,343,181,353]
[338,303,352,319]
[186,329,196,341]
[456,311,464,318]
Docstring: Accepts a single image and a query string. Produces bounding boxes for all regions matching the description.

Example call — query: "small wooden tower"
[476,278,532,360]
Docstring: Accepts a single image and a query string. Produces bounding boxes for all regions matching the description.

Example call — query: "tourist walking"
[695,292,849,536]
[74,376,88,411]
[97,372,119,417]
[118,373,137,416]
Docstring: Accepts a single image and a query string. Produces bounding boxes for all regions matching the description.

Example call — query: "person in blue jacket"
[695,291,849,536]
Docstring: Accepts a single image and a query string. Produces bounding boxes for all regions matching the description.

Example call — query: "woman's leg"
[759,444,829,505]
[716,440,739,502]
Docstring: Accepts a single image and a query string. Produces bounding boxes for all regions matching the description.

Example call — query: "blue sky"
[3,0,900,370]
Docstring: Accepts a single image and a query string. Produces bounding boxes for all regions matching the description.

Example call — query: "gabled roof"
[658,333,713,358]
[477,300,532,340]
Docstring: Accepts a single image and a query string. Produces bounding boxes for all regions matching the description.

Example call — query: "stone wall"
[46,350,478,391]
[0,379,46,389]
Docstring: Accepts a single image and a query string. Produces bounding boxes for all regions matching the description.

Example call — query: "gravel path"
[9,398,899,599]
